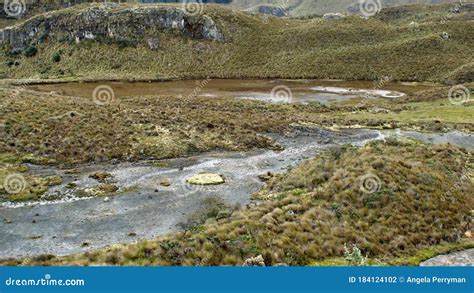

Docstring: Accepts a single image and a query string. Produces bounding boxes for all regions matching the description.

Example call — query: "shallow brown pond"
[28,79,440,104]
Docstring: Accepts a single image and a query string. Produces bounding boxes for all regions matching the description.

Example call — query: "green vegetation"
[22,45,37,58]
[2,140,471,266]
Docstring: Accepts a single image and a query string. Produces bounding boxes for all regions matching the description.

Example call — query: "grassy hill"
[0,3,472,83]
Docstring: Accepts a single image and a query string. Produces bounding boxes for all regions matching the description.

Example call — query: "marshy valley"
[0,1,473,266]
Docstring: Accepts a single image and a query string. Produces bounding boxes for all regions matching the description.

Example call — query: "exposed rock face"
[0,4,224,52]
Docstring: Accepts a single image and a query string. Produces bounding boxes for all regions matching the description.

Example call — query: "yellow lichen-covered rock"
[186,173,225,185]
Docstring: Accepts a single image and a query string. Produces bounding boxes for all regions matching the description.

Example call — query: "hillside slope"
[0,3,472,82]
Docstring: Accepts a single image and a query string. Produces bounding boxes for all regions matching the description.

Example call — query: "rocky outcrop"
[0,3,224,52]
[186,173,225,185]
[420,249,474,266]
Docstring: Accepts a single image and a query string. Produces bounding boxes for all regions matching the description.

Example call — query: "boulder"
[147,37,160,50]
[243,255,265,266]
[186,173,225,185]
[440,32,450,40]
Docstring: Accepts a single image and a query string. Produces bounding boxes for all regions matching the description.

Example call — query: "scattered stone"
[323,13,345,20]
[369,107,391,114]
[243,255,265,266]
[147,38,160,50]
[160,178,171,187]
[273,263,289,267]
[103,197,110,202]
[186,173,225,185]
[440,32,450,39]
[420,249,474,266]
[408,21,419,28]
[465,230,472,238]
[449,6,460,14]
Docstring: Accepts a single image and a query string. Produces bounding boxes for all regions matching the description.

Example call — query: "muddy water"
[28,79,438,104]
[0,127,473,259]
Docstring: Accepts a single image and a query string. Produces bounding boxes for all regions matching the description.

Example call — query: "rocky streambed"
[0,128,473,259]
